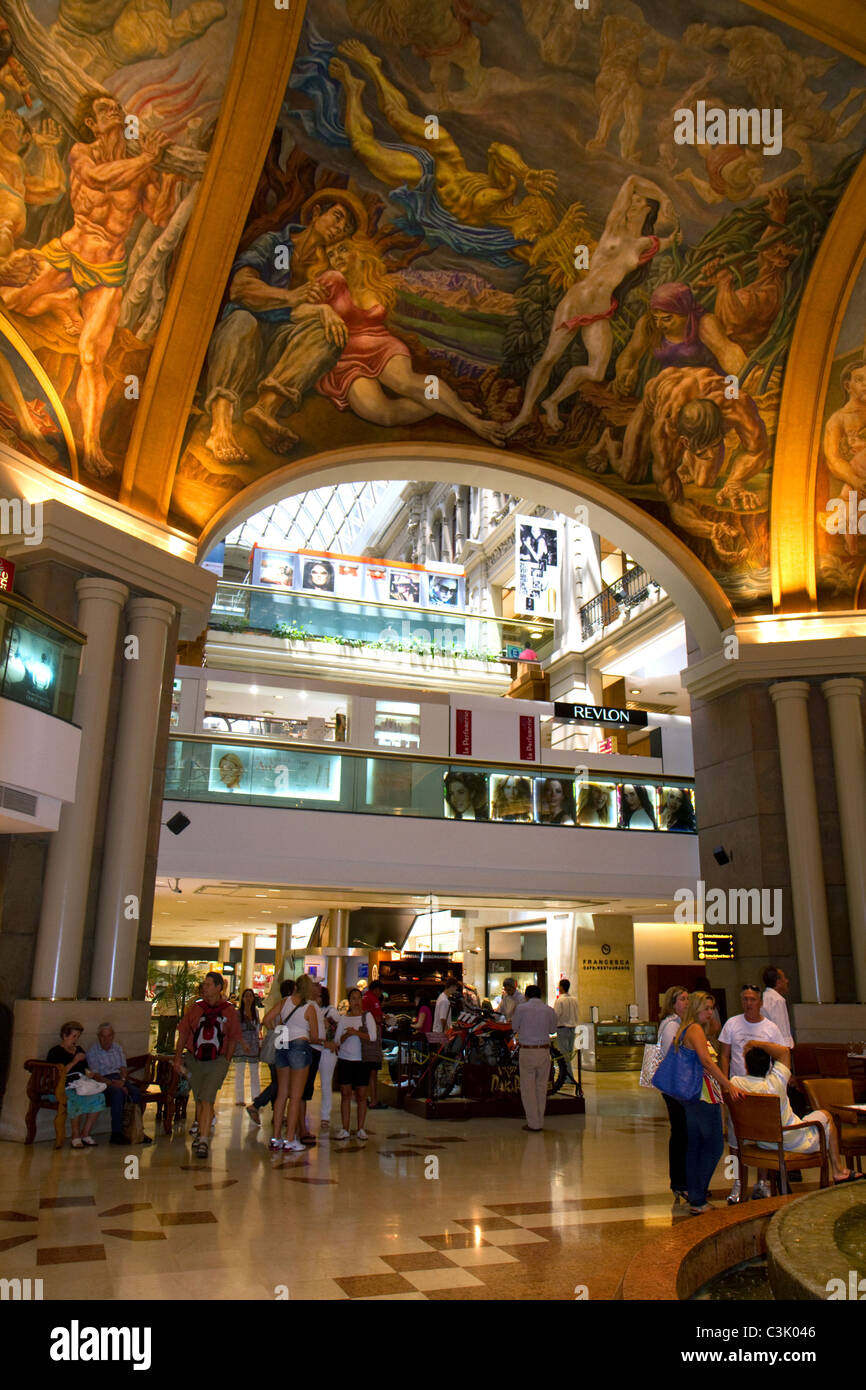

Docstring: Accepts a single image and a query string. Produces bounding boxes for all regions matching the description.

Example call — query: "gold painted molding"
[120,0,310,520]
[742,0,866,62]
[195,440,736,650]
[770,151,866,611]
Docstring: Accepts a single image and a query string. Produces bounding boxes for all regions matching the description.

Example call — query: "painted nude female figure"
[506,176,679,436]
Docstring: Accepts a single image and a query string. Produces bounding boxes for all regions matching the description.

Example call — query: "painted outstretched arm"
[714,395,769,507]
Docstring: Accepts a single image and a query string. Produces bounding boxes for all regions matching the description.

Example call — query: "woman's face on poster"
[543,780,564,815]
[310,563,330,589]
[623,784,639,809]
[592,785,607,811]
[449,778,472,814]
[219,754,243,788]
[666,789,683,812]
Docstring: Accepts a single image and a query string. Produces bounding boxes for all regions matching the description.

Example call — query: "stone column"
[31,578,129,999]
[821,678,866,1002]
[275,923,292,964]
[240,933,256,992]
[330,908,350,1005]
[218,938,232,965]
[89,597,176,999]
[769,681,835,1003]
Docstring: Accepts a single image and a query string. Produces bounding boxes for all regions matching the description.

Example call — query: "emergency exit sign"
[693,931,735,961]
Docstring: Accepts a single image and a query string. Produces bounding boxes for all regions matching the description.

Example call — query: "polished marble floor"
[0,1067,825,1301]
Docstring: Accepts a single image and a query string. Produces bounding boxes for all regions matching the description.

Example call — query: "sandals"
[833,1172,865,1185]
[192,1139,209,1158]
[81,1136,97,1147]
[71,1138,84,1150]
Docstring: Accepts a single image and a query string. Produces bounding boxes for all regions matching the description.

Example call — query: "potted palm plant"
[147,963,205,1053]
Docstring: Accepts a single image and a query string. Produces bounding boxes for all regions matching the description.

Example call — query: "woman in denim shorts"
[263,975,320,1152]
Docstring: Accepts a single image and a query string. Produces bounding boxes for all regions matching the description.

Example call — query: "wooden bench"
[126,1054,189,1134]
[23,1054,188,1145]
[23,1060,68,1148]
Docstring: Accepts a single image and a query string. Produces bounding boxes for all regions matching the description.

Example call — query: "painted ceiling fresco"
[167,0,866,611]
[816,258,866,610]
[0,0,241,479]
[0,1,864,618]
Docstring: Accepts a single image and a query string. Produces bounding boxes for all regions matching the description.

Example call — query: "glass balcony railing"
[166,734,698,833]
[0,594,84,723]
[209,581,555,664]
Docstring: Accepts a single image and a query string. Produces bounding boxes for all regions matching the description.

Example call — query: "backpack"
[191,1000,228,1061]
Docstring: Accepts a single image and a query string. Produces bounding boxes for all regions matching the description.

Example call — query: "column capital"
[75,576,129,607]
[769,679,812,704]
[126,595,176,627]
[820,676,864,700]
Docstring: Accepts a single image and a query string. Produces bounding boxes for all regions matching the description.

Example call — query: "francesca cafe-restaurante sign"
[554,702,649,728]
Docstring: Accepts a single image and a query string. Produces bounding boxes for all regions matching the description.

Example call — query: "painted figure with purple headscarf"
[613,281,744,398]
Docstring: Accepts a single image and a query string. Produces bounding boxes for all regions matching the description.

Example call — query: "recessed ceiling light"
[659,690,677,697]
[630,688,641,695]
[275,695,284,701]
[249,685,258,695]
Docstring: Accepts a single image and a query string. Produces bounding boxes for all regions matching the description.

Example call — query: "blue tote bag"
[652,1040,704,1102]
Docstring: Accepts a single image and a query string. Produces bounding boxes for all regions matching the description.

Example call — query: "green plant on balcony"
[269,621,505,663]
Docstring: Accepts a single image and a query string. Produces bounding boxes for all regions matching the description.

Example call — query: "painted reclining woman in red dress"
[297,237,505,446]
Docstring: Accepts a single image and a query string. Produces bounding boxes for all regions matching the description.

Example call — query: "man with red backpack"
[173,972,241,1158]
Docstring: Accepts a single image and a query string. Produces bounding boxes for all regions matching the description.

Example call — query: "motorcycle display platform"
[393,1087,586,1121]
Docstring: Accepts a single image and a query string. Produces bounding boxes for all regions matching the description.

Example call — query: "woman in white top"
[332,987,376,1140]
[657,985,690,1203]
[311,986,341,1131]
[264,975,320,1153]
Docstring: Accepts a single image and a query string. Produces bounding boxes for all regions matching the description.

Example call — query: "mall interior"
[0,0,865,1307]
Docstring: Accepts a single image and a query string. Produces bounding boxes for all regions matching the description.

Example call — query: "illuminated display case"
[589,1021,658,1072]
[374,701,420,750]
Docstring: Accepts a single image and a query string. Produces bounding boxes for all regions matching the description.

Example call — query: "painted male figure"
[0,94,173,477]
[203,189,366,463]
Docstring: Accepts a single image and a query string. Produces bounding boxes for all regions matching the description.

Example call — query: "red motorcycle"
[429,1008,516,1099]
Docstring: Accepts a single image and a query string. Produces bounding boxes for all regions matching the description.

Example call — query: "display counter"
[583,1021,657,1072]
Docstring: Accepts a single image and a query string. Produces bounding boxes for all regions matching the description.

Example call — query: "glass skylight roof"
[225,480,406,555]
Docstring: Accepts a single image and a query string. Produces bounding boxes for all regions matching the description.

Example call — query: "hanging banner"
[519,715,536,761]
[515,516,561,618]
[0,557,16,593]
[250,546,465,610]
[455,708,472,755]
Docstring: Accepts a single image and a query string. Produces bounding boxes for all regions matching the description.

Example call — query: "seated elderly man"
[85,1024,152,1146]
[733,1041,861,1186]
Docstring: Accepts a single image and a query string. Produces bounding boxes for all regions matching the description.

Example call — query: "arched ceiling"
[1,0,865,620]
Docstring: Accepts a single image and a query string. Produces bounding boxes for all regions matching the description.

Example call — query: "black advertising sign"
[692,932,736,961]
[554,702,649,728]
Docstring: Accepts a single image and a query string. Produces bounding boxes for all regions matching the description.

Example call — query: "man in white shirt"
[553,978,579,1087]
[500,978,524,1022]
[718,984,785,1201]
[732,1040,857,1184]
[512,985,558,1131]
[760,967,794,1046]
[433,978,461,1033]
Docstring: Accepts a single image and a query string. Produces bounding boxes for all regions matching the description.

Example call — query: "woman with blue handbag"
[653,992,745,1215]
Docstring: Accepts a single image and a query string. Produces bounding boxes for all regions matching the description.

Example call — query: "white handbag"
[638,1043,663,1089]
[70,1077,107,1096]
